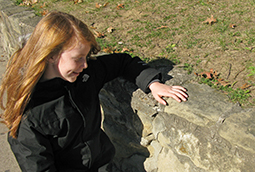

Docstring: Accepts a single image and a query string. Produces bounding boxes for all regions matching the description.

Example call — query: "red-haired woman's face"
[43,40,91,82]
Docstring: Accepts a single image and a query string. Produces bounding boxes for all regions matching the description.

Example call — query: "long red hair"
[0,11,100,138]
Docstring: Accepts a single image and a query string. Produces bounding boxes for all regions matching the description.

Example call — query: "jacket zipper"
[66,87,86,128]
[66,88,93,168]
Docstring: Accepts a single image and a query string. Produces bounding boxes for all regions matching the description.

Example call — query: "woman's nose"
[82,61,88,69]
[80,57,88,69]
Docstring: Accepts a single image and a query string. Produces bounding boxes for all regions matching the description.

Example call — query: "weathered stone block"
[0,1,40,57]
[219,108,255,153]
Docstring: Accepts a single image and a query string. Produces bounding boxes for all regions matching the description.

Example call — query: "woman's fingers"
[149,82,188,105]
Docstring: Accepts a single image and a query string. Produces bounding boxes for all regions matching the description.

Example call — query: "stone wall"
[1,3,255,172]
[0,0,40,57]
[100,65,255,172]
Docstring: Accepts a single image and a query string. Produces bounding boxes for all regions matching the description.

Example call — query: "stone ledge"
[101,66,255,172]
[0,0,41,56]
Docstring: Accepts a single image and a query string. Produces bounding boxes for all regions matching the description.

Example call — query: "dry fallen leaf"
[41,10,48,16]
[202,72,212,79]
[117,3,124,9]
[229,24,237,29]
[107,27,114,33]
[96,3,102,8]
[156,26,168,30]
[121,47,130,53]
[74,0,83,4]
[94,30,105,38]
[40,2,46,8]
[103,2,109,7]
[90,26,97,29]
[239,83,251,90]
[96,2,109,8]
[19,0,38,6]
[32,0,38,4]
[216,78,230,87]
[103,47,113,53]
[195,68,232,87]
[195,69,214,79]
[203,15,217,25]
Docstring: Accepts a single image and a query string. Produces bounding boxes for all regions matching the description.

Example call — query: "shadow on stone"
[99,58,175,172]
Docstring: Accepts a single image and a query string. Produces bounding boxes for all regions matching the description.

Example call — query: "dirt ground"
[19,0,255,107]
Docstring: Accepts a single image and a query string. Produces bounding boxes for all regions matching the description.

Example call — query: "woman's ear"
[49,54,58,63]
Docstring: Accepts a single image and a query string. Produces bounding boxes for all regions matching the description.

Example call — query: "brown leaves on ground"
[102,47,113,53]
[73,0,83,4]
[195,68,231,87]
[92,26,129,54]
[41,10,48,16]
[90,26,97,30]
[91,26,115,37]
[229,24,237,29]
[107,27,114,33]
[93,30,105,38]
[103,47,132,54]
[202,15,238,30]
[39,2,47,15]
[215,78,231,87]
[195,69,252,90]
[156,26,169,30]
[96,2,109,8]
[40,2,46,8]
[239,83,252,90]
[117,3,124,9]
[203,15,217,25]
[195,68,218,79]
[19,0,38,6]
[95,2,123,10]
[95,3,101,8]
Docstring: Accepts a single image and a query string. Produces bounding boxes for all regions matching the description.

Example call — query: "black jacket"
[8,53,161,172]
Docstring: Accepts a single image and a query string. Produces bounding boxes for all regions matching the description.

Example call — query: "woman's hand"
[149,82,188,105]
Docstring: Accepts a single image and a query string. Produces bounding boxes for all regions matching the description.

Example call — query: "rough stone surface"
[1,2,255,172]
[100,67,255,172]
[0,0,41,57]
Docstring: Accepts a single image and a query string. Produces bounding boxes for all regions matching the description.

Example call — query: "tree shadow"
[99,57,175,172]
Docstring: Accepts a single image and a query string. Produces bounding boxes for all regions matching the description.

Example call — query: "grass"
[248,66,255,77]
[183,63,194,74]
[17,0,255,107]
[199,78,252,105]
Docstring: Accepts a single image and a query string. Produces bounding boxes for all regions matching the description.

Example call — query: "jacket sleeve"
[135,68,161,93]
[8,118,57,172]
[89,53,161,93]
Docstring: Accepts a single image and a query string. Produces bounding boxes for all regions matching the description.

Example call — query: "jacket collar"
[29,78,71,108]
